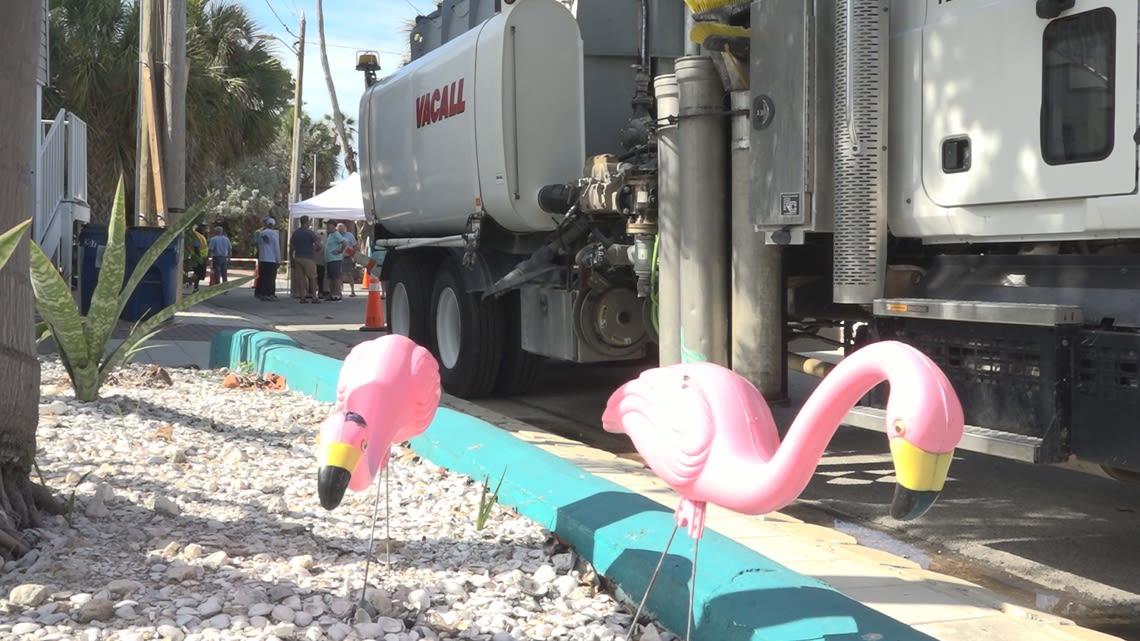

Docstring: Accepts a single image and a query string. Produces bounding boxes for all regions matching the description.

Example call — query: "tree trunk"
[316,0,357,175]
[0,0,45,561]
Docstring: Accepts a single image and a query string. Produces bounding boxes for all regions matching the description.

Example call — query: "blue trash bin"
[77,225,108,315]
[122,227,179,322]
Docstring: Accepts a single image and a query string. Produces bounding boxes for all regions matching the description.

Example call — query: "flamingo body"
[603,340,964,539]
[316,334,441,510]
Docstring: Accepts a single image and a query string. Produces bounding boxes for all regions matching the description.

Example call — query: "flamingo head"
[316,410,370,510]
[883,367,965,521]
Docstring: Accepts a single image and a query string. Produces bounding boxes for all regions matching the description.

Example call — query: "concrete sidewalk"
[120,276,1124,641]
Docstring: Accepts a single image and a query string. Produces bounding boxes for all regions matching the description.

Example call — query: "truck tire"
[493,291,545,396]
[430,257,503,398]
[386,256,433,348]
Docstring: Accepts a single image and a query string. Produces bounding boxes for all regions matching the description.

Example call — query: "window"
[1041,8,1116,165]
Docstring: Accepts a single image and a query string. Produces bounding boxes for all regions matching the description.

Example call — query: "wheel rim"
[390,282,412,337]
[435,286,461,369]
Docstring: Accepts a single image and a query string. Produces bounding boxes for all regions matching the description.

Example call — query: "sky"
[242,0,434,179]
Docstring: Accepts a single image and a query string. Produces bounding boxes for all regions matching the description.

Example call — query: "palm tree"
[185,0,293,193]
[45,0,293,222]
[0,0,46,560]
[315,0,357,174]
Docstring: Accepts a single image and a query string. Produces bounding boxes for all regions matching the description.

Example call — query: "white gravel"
[2,360,675,641]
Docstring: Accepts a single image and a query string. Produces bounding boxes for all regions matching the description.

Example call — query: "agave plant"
[0,219,32,271]
[29,176,251,401]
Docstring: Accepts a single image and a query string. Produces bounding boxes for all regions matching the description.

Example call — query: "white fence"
[34,109,89,283]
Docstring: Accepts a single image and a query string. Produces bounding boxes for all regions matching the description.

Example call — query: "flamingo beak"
[317,441,362,511]
[888,438,954,520]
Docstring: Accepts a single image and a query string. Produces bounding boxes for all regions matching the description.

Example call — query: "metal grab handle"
[846,0,860,153]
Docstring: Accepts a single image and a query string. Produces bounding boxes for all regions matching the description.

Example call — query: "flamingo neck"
[751,347,894,513]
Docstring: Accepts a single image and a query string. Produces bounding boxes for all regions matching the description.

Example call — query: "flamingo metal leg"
[624,524,679,641]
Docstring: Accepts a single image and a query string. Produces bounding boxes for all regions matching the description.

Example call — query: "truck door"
[921,0,1137,206]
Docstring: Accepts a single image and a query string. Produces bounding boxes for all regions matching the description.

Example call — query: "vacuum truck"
[355,0,1140,481]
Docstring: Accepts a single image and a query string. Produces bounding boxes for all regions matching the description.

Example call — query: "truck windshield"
[1041,7,1116,165]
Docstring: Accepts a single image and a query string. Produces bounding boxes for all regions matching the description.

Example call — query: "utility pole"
[289,14,306,208]
[287,14,306,298]
[136,0,158,224]
[163,0,188,300]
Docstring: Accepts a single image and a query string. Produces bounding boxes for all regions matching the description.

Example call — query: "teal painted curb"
[211,331,936,641]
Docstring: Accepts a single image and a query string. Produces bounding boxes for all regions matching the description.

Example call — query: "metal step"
[843,406,1044,464]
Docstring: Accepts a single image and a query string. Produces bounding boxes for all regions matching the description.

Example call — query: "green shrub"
[29,177,250,401]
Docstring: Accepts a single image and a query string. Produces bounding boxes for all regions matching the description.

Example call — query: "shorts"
[294,257,317,280]
[325,259,342,280]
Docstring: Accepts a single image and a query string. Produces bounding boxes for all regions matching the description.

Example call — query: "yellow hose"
[788,353,835,379]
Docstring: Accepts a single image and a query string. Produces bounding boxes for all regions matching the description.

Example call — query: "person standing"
[323,219,345,301]
[254,217,282,301]
[336,222,359,297]
[314,227,328,300]
[185,223,209,292]
[290,215,321,303]
[207,225,232,286]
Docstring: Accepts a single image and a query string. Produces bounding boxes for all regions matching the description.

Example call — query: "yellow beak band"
[890,439,953,492]
[321,441,362,473]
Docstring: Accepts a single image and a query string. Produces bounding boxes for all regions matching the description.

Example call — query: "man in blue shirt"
[323,220,345,301]
[254,217,281,301]
[290,215,320,303]
[207,226,232,286]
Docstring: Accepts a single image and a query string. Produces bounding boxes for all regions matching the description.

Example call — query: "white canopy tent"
[288,172,367,221]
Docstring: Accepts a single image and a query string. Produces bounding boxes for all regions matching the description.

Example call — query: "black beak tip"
[890,484,941,521]
[317,466,352,511]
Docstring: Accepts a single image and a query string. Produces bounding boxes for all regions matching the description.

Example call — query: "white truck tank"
[359,0,585,237]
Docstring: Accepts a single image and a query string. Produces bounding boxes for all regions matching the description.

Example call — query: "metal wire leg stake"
[353,463,391,610]
[624,525,679,641]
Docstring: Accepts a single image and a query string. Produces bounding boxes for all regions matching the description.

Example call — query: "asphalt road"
[204,287,1140,638]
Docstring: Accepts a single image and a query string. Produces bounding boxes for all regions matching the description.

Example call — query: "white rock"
[533,564,557,585]
[8,583,50,607]
[12,622,42,635]
[203,550,228,569]
[158,624,186,641]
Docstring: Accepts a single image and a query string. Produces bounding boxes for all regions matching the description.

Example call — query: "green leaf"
[115,195,216,322]
[102,275,251,375]
[85,175,128,365]
[29,241,92,370]
[0,219,31,271]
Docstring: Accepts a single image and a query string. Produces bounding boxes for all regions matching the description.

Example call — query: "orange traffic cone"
[361,264,370,289]
[359,275,388,332]
[209,268,218,287]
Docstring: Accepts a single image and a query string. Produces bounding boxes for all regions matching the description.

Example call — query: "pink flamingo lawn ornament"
[602,339,964,640]
[316,334,441,511]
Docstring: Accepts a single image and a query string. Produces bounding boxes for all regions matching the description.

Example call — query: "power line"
[263,0,299,39]
[402,0,429,15]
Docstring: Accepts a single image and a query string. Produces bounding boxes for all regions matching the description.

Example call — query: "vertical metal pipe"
[730,90,786,400]
[654,73,680,366]
[683,7,700,55]
[676,56,727,366]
